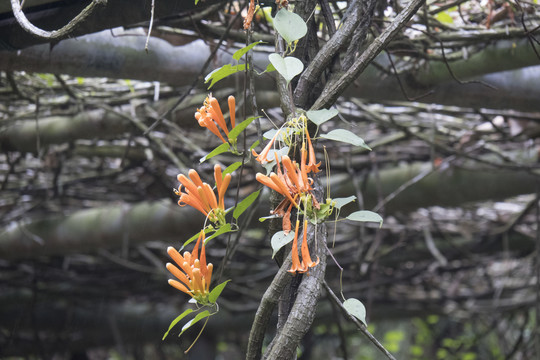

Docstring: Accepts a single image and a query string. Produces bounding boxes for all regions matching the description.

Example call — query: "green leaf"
[273,9,307,44]
[162,309,194,340]
[228,116,259,141]
[182,229,211,249]
[332,196,356,210]
[204,223,232,244]
[233,41,265,61]
[259,214,280,222]
[179,310,211,337]
[343,298,367,325]
[200,143,230,163]
[306,108,339,126]
[205,64,246,89]
[250,140,260,152]
[271,230,295,259]
[320,129,372,150]
[208,279,231,303]
[224,162,242,176]
[435,11,454,24]
[346,211,383,227]
[233,190,260,219]
[268,53,304,86]
[262,128,280,140]
[264,62,276,73]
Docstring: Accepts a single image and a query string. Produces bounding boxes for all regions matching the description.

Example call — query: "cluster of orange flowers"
[166,230,213,303]
[195,95,235,144]
[175,164,231,226]
[168,95,238,302]
[168,95,323,303]
[253,128,321,274]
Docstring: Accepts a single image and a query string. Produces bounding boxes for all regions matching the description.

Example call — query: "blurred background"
[1,0,539,359]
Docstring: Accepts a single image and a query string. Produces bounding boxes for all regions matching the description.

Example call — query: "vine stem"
[323,281,397,360]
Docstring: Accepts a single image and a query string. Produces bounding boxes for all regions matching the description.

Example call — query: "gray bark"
[1,31,540,110]
[1,158,537,260]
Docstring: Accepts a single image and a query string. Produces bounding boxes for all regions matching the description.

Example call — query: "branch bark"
[312,0,426,110]
[10,0,107,39]
[1,157,538,259]
[262,225,327,360]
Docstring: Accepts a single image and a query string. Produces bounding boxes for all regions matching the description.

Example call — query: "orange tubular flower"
[288,220,306,274]
[166,230,214,302]
[176,165,231,225]
[195,95,236,143]
[298,219,319,272]
[306,131,321,173]
[287,220,319,274]
[252,130,281,164]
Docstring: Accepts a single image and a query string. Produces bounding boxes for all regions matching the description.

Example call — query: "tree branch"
[10,0,107,39]
[294,0,361,108]
[322,281,397,360]
[262,225,327,360]
[245,252,293,360]
[312,0,426,110]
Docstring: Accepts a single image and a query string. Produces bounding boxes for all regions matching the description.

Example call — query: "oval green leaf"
[320,129,372,150]
[233,190,260,219]
[209,279,231,303]
[229,116,259,141]
[204,223,232,245]
[162,309,194,340]
[332,196,356,210]
[233,41,265,61]
[224,162,242,176]
[179,310,211,337]
[205,64,246,89]
[306,108,339,126]
[271,230,295,259]
[346,211,383,228]
[343,298,367,325]
[268,53,304,85]
[200,142,230,163]
[273,9,307,44]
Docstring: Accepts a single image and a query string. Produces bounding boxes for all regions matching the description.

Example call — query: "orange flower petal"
[252,130,280,163]
[177,174,198,196]
[201,116,227,143]
[228,95,236,128]
[306,131,321,173]
[219,173,231,210]
[206,263,213,292]
[203,183,218,210]
[300,220,319,269]
[256,173,284,195]
[288,220,302,274]
[209,97,229,136]
[214,164,223,192]
[166,263,191,288]
[270,173,297,206]
[189,169,205,188]
[168,279,194,297]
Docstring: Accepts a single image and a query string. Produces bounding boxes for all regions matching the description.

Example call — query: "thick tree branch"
[245,252,293,360]
[262,225,327,360]
[294,0,361,108]
[312,0,426,110]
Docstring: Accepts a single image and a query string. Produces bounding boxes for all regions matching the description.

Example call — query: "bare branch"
[10,0,107,39]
